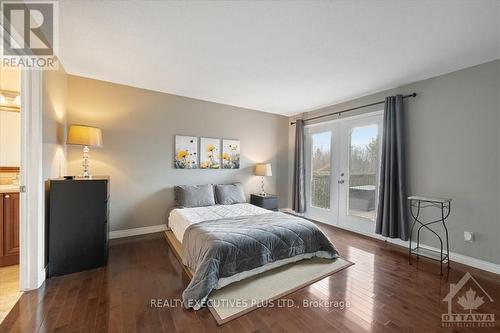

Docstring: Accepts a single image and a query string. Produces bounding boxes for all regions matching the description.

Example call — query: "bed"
[169,203,270,243]
[167,184,340,310]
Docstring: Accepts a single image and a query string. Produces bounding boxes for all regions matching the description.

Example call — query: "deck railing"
[349,173,376,187]
[311,173,330,209]
[311,172,376,209]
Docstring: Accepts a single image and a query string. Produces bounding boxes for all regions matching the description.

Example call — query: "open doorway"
[0,64,22,322]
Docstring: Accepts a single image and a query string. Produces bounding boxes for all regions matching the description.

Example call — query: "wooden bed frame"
[163,228,353,326]
[164,230,227,324]
[163,230,193,278]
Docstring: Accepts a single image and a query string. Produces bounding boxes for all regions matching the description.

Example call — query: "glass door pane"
[311,131,331,209]
[348,125,379,221]
[305,124,339,225]
[338,112,382,234]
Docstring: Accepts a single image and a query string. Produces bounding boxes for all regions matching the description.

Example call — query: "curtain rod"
[290,93,417,125]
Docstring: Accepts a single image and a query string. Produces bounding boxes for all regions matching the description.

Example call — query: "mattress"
[168,203,270,243]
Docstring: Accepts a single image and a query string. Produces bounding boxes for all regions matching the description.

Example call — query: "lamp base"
[260,176,266,196]
[81,145,92,178]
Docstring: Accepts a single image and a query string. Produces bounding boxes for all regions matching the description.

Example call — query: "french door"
[305,112,383,235]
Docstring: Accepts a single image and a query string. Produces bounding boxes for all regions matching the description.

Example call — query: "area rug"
[208,257,353,325]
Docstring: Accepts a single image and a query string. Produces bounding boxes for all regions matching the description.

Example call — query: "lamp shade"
[255,163,272,177]
[67,125,103,147]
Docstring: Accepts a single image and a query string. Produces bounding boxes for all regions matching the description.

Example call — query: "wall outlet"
[464,231,474,242]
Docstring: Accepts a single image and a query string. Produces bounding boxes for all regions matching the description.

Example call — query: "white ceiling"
[58,1,500,116]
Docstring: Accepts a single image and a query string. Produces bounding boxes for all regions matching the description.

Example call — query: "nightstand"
[250,194,278,211]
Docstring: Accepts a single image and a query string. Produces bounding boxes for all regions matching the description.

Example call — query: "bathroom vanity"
[0,93,20,267]
[0,186,19,267]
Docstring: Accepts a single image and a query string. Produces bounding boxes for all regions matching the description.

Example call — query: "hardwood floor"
[1,224,499,333]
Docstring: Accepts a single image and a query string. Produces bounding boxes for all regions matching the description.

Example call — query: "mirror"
[1,65,21,169]
[0,91,20,167]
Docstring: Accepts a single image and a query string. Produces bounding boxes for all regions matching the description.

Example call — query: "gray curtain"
[292,119,306,213]
[375,95,409,240]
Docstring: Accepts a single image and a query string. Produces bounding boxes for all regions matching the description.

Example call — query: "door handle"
[338,180,345,184]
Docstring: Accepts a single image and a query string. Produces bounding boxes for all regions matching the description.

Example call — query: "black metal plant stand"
[408,196,452,276]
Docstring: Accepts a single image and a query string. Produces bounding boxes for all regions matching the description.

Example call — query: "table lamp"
[255,163,272,196]
[67,125,103,178]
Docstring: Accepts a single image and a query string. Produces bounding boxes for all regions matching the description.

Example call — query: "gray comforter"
[181,212,339,309]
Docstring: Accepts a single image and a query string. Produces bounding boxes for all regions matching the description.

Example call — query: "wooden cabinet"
[0,192,20,267]
[47,178,109,277]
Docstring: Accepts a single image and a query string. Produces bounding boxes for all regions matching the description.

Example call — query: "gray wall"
[42,66,69,269]
[66,76,289,232]
[289,60,500,265]
[42,66,68,181]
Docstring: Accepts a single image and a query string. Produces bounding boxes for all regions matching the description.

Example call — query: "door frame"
[19,68,45,290]
[304,110,383,232]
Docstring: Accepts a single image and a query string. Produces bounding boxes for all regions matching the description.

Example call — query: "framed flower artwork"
[222,139,240,169]
[174,135,198,169]
[200,137,221,169]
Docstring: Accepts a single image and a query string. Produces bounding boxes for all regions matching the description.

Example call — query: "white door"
[338,114,383,234]
[304,123,339,223]
[305,112,383,235]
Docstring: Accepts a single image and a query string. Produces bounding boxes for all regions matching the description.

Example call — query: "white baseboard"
[109,224,168,240]
[350,227,499,274]
[287,210,500,275]
[35,267,46,290]
[410,242,500,275]
[109,215,500,275]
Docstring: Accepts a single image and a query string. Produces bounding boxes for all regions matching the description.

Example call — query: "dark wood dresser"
[47,177,109,277]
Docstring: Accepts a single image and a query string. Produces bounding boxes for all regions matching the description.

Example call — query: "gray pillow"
[174,184,216,208]
[215,183,246,205]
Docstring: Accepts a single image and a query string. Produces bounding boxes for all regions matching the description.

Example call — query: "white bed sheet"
[168,203,271,243]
